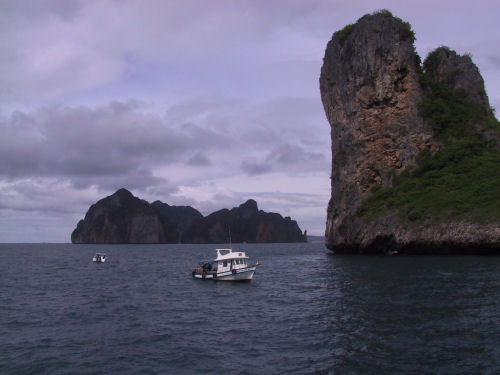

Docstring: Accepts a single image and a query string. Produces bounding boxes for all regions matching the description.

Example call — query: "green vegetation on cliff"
[335,10,416,46]
[334,23,353,45]
[358,48,500,222]
[359,10,415,42]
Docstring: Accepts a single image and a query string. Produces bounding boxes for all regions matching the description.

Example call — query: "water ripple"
[0,244,499,374]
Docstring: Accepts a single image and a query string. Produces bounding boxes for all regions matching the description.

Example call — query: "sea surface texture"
[1,243,499,374]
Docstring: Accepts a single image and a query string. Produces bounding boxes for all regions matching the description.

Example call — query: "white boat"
[192,248,260,282]
[93,253,106,263]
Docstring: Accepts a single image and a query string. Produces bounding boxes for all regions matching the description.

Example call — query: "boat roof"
[215,248,249,261]
[95,253,106,256]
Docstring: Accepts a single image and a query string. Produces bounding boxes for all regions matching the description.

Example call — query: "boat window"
[223,260,227,267]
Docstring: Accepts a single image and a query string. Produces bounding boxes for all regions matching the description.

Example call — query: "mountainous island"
[71,188,307,244]
[320,10,500,254]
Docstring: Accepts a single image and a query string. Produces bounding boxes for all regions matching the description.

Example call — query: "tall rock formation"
[71,190,307,244]
[320,12,435,251]
[320,11,500,254]
[151,201,203,240]
[423,47,491,112]
[71,188,179,243]
[182,199,307,244]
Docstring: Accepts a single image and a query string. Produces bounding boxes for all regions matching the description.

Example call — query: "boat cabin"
[214,248,249,274]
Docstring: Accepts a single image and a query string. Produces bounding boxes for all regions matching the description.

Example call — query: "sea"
[1,243,499,375]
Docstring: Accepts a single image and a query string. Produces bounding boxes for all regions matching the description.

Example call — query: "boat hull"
[193,272,215,280]
[215,267,256,282]
[192,266,257,282]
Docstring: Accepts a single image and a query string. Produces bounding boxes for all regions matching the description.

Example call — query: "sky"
[1,0,499,242]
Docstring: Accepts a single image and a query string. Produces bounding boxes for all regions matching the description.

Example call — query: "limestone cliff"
[181,199,307,244]
[151,200,203,237]
[423,47,491,112]
[71,188,179,244]
[320,11,500,254]
[71,190,307,244]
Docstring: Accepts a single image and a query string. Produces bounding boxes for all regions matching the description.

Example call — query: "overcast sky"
[1,0,499,242]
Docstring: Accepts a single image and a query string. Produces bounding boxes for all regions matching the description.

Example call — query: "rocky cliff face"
[71,189,179,243]
[71,190,306,244]
[423,47,491,112]
[320,11,500,254]
[422,47,500,148]
[151,201,203,237]
[182,199,307,244]
[320,12,436,250]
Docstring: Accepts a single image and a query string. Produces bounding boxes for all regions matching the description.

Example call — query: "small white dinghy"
[93,253,106,263]
[192,248,259,282]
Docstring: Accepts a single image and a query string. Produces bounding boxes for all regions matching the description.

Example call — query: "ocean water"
[1,243,499,375]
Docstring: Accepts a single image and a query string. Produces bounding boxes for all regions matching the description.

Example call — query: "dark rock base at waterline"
[329,241,500,255]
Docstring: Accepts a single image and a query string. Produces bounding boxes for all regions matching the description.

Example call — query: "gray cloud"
[187,153,212,167]
[0,95,328,189]
[2,1,499,107]
[267,144,328,170]
[241,160,272,176]
[0,178,96,217]
[0,101,230,190]
[1,1,332,104]
[240,143,328,176]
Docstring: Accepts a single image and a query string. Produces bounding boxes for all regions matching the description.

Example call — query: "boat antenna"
[228,225,232,247]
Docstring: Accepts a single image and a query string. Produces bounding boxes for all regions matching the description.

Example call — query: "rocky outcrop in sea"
[182,199,306,243]
[71,188,180,244]
[319,10,500,254]
[71,189,307,244]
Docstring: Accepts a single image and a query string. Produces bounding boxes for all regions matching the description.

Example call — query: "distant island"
[320,10,500,254]
[71,188,307,244]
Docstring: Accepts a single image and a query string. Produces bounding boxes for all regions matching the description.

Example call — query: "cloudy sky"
[1,0,499,242]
